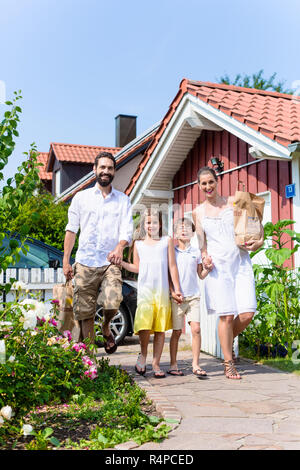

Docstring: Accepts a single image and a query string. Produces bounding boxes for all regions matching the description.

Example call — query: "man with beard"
[63,152,133,356]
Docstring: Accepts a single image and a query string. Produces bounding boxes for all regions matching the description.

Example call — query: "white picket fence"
[0,267,232,359]
[197,282,238,360]
[0,268,65,304]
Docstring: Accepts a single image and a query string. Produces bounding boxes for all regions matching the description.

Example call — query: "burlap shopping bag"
[52,280,80,341]
[233,181,265,247]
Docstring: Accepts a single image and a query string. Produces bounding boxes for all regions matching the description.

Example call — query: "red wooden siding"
[172,129,293,255]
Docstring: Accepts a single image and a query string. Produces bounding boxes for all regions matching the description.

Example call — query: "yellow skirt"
[134,297,172,335]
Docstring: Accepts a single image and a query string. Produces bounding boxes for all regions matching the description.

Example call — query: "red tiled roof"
[186,80,300,146]
[125,79,300,195]
[61,129,156,202]
[37,152,52,180]
[49,142,121,166]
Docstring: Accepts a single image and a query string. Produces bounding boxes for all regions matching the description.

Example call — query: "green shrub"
[0,292,97,445]
[2,191,78,254]
[0,92,41,277]
[241,219,300,358]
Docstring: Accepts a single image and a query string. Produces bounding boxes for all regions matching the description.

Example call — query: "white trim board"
[291,156,300,268]
[130,93,292,207]
[55,122,161,203]
[188,94,291,161]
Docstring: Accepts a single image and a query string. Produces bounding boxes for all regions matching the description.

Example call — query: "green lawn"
[257,358,300,375]
[239,344,300,376]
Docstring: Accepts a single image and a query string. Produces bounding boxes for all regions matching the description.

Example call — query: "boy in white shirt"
[168,218,213,378]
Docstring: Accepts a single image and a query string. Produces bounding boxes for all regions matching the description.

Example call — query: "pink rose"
[63,330,72,341]
[84,366,98,380]
[82,355,94,367]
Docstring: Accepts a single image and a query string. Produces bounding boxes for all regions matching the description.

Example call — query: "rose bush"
[0,295,97,444]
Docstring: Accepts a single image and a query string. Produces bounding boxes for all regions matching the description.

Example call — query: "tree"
[0,91,41,278]
[218,69,292,94]
[2,190,77,254]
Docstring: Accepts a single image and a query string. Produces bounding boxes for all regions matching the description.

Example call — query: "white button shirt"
[66,184,133,267]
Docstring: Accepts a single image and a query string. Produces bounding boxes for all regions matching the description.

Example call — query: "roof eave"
[128,91,292,205]
[55,123,160,203]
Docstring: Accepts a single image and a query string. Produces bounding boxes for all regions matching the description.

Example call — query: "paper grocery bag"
[52,280,80,341]
[233,181,265,247]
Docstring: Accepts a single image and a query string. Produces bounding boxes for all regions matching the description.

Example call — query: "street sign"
[285,183,296,199]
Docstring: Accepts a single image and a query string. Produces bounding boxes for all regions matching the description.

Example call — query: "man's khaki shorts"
[73,263,123,321]
[171,296,201,330]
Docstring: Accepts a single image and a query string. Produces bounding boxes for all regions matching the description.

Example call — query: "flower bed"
[0,292,170,449]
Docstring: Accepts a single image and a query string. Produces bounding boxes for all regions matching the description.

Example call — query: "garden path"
[97,333,300,450]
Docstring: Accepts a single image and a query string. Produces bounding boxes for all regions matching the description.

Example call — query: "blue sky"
[0,0,299,184]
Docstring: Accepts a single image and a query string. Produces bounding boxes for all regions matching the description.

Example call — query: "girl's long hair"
[135,208,163,240]
[128,210,163,262]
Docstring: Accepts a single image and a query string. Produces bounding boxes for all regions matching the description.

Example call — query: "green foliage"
[0,298,91,428]
[0,92,41,275]
[25,427,60,450]
[218,69,292,93]
[239,342,300,376]
[241,220,300,358]
[55,360,170,450]
[1,293,170,449]
[2,191,73,252]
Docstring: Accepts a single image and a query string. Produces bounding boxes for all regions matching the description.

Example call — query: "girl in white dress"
[122,209,183,378]
[192,167,264,379]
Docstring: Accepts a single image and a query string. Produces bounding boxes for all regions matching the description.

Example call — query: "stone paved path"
[97,333,300,450]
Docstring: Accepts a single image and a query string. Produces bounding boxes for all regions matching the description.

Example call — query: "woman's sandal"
[223,360,241,380]
[135,355,146,376]
[193,368,208,379]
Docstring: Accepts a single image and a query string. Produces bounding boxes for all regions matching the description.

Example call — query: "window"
[55,169,61,196]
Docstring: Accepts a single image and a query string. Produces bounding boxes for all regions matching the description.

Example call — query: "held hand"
[107,245,124,266]
[203,255,214,271]
[63,263,73,281]
[172,290,183,304]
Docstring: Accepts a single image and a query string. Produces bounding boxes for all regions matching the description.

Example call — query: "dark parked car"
[95,278,137,345]
[2,233,72,268]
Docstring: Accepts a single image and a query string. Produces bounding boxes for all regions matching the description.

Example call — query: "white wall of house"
[113,153,145,192]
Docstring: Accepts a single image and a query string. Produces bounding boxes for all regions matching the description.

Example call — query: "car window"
[2,235,64,268]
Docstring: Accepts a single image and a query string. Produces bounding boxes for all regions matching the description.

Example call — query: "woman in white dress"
[192,167,264,379]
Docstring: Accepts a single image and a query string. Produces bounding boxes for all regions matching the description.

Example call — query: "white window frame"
[55,169,61,196]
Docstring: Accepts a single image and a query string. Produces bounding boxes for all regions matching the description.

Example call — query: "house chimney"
[115,114,137,147]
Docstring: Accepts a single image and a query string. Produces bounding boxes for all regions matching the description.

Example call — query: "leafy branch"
[0,92,41,275]
[218,69,292,94]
